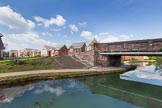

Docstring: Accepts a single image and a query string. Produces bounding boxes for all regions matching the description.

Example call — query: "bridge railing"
[100,52,162,56]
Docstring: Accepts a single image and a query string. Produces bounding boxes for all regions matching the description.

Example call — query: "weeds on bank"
[0,57,55,73]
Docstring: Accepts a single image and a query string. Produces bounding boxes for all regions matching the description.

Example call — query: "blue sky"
[0,0,162,50]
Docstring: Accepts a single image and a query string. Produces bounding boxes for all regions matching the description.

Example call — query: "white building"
[41,45,54,56]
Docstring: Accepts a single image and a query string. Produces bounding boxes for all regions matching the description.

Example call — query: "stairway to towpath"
[54,55,88,69]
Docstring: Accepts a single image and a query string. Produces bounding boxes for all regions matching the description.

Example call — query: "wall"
[75,50,94,66]
[81,44,86,52]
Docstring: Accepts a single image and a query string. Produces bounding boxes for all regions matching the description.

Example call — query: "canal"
[0,61,162,108]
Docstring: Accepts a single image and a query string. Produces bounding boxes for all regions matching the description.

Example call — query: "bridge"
[94,38,162,67]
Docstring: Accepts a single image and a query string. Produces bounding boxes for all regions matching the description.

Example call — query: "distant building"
[87,38,98,51]
[41,45,54,56]
[9,50,18,57]
[122,56,149,60]
[0,33,5,59]
[10,49,40,58]
[51,45,68,56]
[74,39,98,66]
[29,49,41,57]
[68,42,86,56]
[18,48,38,57]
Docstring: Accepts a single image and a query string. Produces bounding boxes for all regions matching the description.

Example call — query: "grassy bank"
[0,57,56,73]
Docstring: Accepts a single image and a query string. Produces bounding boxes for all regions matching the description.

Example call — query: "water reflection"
[121,61,162,86]
[0,78,141,108]
[0,84,35,104]
[79,74,162,108]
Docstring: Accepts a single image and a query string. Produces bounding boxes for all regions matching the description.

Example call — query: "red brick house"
[68,42,86,56]
[122,56,149,60]
[0,33,5,59]
[29,49,41,57]
[18,48,34,57]
[51,45,68,56]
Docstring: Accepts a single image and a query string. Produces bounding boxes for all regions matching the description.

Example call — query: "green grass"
[19,56,44,61]
[0,60,12,63]
[0,56,44,64]
[0,57,56,73]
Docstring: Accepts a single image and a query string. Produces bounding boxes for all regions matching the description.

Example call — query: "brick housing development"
[68,42,86,56]
[51,45,68,56]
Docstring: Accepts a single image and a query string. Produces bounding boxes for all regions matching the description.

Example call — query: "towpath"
[0,67,124,79]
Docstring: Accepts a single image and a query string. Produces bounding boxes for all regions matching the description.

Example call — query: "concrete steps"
[54,55,88,69]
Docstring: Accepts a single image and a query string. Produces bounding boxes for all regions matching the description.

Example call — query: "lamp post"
[0,33,5,59]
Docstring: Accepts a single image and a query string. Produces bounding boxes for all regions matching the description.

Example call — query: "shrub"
[160,48,162,52]
[10,60,27,65]
[149,56,156,60]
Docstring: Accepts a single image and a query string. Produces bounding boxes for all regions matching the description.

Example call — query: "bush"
[160,48,162,52]
[10,60,27,65]
[149,56,156,60]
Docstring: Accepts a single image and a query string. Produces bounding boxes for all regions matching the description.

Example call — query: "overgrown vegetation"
[160,48,162,52]
[0,57,56,73]
[121,60,124,65]
[149,56,157,60]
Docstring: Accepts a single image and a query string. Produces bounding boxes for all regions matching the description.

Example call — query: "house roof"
[42,45,54,51]
[10,50,18,53]
[31,49,40,52]
[0,33,5,50]
[70,42,86,49]
[19,48,36,52]
[89,38,98,46]
[24,48,34,51]
[55,45,65,50]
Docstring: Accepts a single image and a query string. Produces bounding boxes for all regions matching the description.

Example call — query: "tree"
[3,51,9,57]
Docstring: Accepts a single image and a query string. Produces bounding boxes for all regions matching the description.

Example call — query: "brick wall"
[75,50,94,66]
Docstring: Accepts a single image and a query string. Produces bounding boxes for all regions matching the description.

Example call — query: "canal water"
[0,62,162,108]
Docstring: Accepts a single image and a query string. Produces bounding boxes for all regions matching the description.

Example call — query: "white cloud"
[35,86,65,96]
[37,23,42,26]
[69,24,79,34]
[97,33,133,43]
[119,34,133,40]
[79,21,87,27]
[80,31,95,40]
[41,32,53,36]
[50,28,61,32]
[0,6,35,30]
[97,32,119,42]
[80,30,133,42]
[33,15,66,27]
[3,32,57,50]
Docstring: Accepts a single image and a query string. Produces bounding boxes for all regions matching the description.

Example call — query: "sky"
[0,0,162,50]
